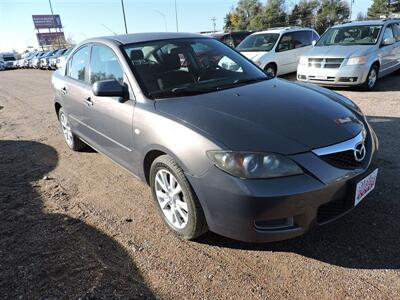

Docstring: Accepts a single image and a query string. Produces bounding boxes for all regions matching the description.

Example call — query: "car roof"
[332,19,398,28]
[83,32,207,45]
[251,27,314,35]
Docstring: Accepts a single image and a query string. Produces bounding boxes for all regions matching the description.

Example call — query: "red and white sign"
[355,169,378,206]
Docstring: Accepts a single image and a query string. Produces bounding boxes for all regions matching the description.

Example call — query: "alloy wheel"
[60,112,73,147]
[368,68,377,88]
[154,169,188,229]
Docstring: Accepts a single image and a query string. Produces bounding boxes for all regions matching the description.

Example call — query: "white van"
[237,27,320,77]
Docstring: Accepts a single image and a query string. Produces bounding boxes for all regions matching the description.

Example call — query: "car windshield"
[123,38,268,99]
[236,33,280,52]
[3,56,16,61]
[316,25,382,46]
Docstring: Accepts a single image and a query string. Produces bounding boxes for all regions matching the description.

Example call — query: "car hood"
[305,45,373,58]
[240,51,267,61]
[155,79,364,155]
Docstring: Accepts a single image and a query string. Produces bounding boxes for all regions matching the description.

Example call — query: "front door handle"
[84,96,93,106]
[61,86,67,95]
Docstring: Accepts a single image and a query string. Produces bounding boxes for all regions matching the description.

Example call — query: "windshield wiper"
[149,86,215,99]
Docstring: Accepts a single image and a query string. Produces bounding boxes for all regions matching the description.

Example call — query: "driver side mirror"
[93,79,128,102]
[312,40,317,46]
[382,37,396,46]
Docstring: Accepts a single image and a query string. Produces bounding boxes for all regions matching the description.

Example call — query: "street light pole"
[174,0,179,32]
[121,0,128,34]
[48,0,61,48]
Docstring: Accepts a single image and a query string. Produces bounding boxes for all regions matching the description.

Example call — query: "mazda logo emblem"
[354,142,366,162]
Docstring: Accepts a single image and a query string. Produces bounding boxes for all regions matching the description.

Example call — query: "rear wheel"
[361,64,379,91]
[58,107,86,151]
[150,155,208,240]
[264,63,277,78]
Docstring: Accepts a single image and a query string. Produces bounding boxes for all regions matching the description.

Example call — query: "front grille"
[320,136,369,169]
[308,58,344,69]
[317,197,347,224]
[308,76,336,82]
[320,150,362,169]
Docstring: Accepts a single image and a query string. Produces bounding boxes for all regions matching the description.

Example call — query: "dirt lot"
[0,69,399,299]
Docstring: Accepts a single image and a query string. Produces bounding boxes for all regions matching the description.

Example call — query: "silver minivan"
[297,19,400,90]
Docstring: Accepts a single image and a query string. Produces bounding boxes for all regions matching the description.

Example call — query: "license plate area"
[354,169,378,206]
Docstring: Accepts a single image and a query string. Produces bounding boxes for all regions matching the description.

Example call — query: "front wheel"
[150,155,208,240]
[361,64,379,91]
[264,63,277,78]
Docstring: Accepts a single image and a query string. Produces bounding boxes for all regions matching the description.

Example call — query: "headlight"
[207,151,303,179]
[347,56,367,65]
[299,56,308,65]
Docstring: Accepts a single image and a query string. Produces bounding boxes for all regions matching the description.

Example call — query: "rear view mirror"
[382,37,396,46]
[93,79,126,98]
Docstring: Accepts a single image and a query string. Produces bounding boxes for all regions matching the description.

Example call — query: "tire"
[264,63,277,78]
[150,155,208,240]
[58,107,86,151]
[360,64,379,91]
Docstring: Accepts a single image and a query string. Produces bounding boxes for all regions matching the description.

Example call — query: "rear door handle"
[61,86,67,95]
[84,96,93,106]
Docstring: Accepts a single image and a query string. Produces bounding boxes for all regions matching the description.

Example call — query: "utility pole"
[174,0,179,32]
[121,0,128,34]
[211,17,217,32]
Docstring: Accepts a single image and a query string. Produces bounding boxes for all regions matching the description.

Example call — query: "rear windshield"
[236,33,280,52]
[317,25,382,46]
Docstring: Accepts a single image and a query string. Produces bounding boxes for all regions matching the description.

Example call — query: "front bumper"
[297,63,371,87]
[187,126,378,243]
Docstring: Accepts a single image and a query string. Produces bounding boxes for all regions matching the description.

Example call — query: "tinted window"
[276,33,295,52]
[312,31,320,42]
[221,35,235,48]
[292,31,313,48]
[67,46,89,82]
[90,45,124,85]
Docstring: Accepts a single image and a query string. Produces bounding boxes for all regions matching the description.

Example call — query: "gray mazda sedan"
[52,32,378,242]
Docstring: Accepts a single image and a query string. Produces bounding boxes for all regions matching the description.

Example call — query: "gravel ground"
[0,69,399,299]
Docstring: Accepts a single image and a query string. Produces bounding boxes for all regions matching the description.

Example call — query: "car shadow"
[197,116,400,270]
[0,140,155,299]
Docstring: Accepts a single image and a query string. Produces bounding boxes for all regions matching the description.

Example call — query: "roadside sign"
[36,32,65,46]
[32,15,62,29]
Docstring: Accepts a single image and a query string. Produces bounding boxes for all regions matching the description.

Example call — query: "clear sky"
[0,0,372,52]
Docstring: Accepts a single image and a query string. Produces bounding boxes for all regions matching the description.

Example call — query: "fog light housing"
[339,77,358,82]
[298,74,306,80]
[255,217,295,231]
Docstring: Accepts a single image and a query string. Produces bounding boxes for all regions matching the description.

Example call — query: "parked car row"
[9,47,73,71]
[235,19,400,90]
